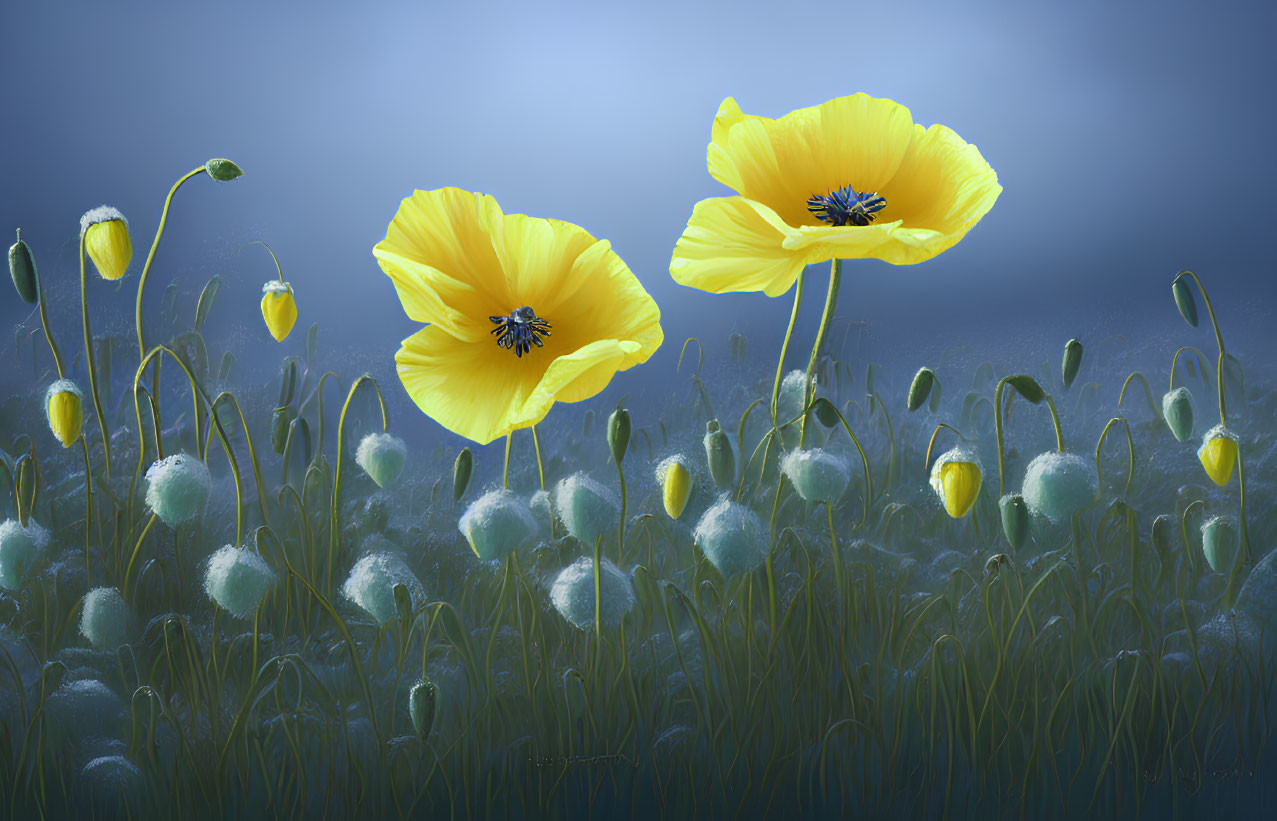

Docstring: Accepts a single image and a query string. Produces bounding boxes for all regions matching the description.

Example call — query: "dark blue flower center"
[807,186,886,227]
[490,306,552,358]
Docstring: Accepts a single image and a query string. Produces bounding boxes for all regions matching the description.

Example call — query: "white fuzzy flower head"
[204,545,278,619]
[80,587,131,651]
[1021,451,1096,523]
[553,473,619,544]
[355,432,408,488]
[0,519,50,590]
[341,552,426,625]
[145,453,211,526]
[693,496,767,577]
[550,556,636,631]
[458,489,538,561]
[79,205,128,235]
[780,447,850,503]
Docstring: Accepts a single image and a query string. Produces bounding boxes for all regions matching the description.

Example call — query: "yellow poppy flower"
[670,93,1001,296]
[373,188,663,445]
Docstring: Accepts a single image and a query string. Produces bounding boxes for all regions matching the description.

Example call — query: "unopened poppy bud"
[693,497,766,577]
[999,493,1029,550]
[1061,339,1083,390]
[928,447,982,518]
[607,408,630,465]
[1004,375,1045,404]
[782,447,850,504]
[657,456,692,519]
[553,473,619,545]
[453,447,473,502]
[270,406,296,455]
[1021,451,1096,522]
[1197,425,1238,487]
[409,679,437,740]
[812,397,838,428]
[145,453,211,527]
[45,380,84,448]
[204,158,243,182]
[1150,514,1174,564]
[1172,276,1199,327]
[458,489,537,561]
[9,229,38,304]
[261,281,298,342]
[355,432,407,488]
[550,556,636,630]
[703,420,735,489]
[1200,515,1238,574]
[907,367,934,411]
[1161,388,1194,442]
[204,545,277,619]
[80,206,132,281]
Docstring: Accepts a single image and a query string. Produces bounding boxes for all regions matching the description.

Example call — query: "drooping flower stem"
[79,233,112,478]
[134,166,206,360]
[1044,396,1065,452]
[1116,372,1160,420]
[531,425,545,491]
[484,555,514,703]
[80,438,93,581]
[328,375,388,592]
[770,272,806,426]
[1095,418,1135,500]
[800,259,842,448]
[28,231,66,379]
[211,393,271,529]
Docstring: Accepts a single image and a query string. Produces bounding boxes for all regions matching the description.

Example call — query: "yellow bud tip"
[261,283,298,342]
[939,461,981,518]
[83,218,133,281]
[662,460,692,519]
[1198,434,1237,487]
[46,387,83,448]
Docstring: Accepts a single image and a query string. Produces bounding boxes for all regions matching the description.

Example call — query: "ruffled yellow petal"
[707,93,916,228]
[670,196,893,297]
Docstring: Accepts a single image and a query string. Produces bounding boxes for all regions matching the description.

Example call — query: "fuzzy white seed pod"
[550,556,636,630]
[0,519,50,590]
[458,488,538,561]
[693,496,767,577]
[144,453,211,526]
[79,587,131,651]
[780,447,850,504]
[1021,451,1097,523]
[355,432,408,488]
[553,473,619,545]
[341,552,426,625]
[204,545,278,619]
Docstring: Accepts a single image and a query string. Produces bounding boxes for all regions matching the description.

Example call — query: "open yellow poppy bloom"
[373,189,663,445]
[670,93,1001,296]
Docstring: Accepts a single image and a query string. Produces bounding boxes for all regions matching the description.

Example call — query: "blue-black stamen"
[807,185,886,227]
[489,306,552,358]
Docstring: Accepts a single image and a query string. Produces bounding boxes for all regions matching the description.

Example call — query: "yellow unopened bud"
[659,457,692,519]
[261,281,298,342]
[929,447,982,518]
[1197,425,1238,487]
[45,380,83,448]
[80,206,132,280]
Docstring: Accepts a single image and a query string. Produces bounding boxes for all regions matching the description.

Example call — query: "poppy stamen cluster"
[806,185,886,227]
[489,306,551,357]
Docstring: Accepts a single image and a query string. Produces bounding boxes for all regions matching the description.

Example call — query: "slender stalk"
[801,259,842,447]
[503,432,513,489]
[1095,417,1135,500]
[770,272,806,425]
[135,167,206,359]
[1044,396,1065,452]
[79,232,112,477]
[328,375,387,592]
[29,230,66,379]
[531,424,545,491]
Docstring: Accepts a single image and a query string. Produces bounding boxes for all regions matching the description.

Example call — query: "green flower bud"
[1004,375,1045,404]
[409,679,437,740]
[907,367,934,412]
[1161,388,1194,442]
[204,158,244,182]
[703,420,736,489]
[1200,516,1238,574]
[608,408,630,465]
[1061,339,1083,390]
[999,493,1030,550]
[812,397,839,428]
[145,453,211,527]
[1150,514,1174,564]
[1172,276,1199,327]
[9,229,38,304]
[393,582,413,625]
[453,447,474,502]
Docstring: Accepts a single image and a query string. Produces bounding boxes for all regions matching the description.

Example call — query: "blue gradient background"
[3,0,1275,446]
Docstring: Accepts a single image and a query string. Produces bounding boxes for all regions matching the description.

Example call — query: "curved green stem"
[531,425,545,491]
[502,432,513,489]
[135,167,206,359]
[801,259,842,447]
[79,232,112,477]
[1095,417,1135,500]
[1044,396,1065,452]
[770,272,805,425]
[1117,371,1160,420]
[1173,271,1226,426]
[211,392,271,529]
[923,423,970,470]
[30,233,65,378]
[328,375,387,592]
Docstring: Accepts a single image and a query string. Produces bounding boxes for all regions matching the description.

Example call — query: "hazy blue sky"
[3,0,1275,439]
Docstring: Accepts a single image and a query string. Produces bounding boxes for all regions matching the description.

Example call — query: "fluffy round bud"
[355,432,408,488]
[145,453,211,526]
[693,497,767,577]
[781,447,850,504]
[0,519,50,590]
[553,473,619,545]
[204,545,277,619]
[79,587,130,651]
[1021,451,1097,523]
[550,556,636,631]
[458,489,537,561]
[341,552,425,625]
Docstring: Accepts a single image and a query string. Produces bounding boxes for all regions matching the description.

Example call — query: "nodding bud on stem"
[704,420,735,489]
[1061,339,1083,390]
[9,229,38,304]
[907,367,935,412]
[1162,388,1194,442]
[1200,516,1239,574]
[81,206,132,281]
[204,158,243,182]
[453,447,473,502]
[1197,425,1238,487]
[45,380,84,448]
[999,494,1030,551]
[1172,276,1199,328]
[657,456,692,519]
[409,679,437,740]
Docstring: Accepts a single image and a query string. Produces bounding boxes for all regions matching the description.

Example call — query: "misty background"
[3,0,1275,458]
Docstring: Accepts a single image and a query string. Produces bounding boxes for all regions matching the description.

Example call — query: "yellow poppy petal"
[373,188,509,341]
[669,196,809,297]
[707,93,916,228]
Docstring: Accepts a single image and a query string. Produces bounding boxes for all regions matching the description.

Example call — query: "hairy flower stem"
[79,233,112,477]
[801,259,842,448]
